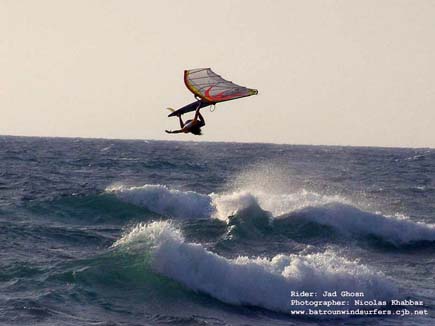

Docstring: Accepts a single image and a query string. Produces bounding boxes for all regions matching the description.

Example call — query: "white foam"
[113,221,397,314]
[107,184,212,219]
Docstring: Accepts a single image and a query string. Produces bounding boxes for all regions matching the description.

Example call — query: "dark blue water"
[1,136,434,325]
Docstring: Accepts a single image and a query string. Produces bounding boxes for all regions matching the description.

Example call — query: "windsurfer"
[165,101,205,135]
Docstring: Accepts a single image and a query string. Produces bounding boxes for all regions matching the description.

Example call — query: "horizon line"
[1,133,433,151]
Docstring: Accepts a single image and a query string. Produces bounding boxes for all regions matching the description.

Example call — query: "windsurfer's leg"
[178,116,184,128]
[165,129,183,134]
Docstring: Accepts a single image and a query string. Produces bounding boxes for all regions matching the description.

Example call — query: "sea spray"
[210,191,263,221]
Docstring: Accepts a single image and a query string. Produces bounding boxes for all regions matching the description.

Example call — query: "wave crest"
[283,203,435,246]
[107,184,212,219]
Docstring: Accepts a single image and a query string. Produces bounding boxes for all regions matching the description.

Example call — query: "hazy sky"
[1,0,434,147]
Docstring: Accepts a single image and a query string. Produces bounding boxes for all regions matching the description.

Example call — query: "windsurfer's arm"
[178,115,184,128]
[193,102,203,122]
[197,111,205,124]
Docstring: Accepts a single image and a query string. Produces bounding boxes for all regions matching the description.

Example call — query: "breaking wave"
[108,184,435,246]
[113,221,397,314]
[282,204,435,246]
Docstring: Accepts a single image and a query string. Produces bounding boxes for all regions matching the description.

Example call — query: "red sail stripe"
[204,86,244,102]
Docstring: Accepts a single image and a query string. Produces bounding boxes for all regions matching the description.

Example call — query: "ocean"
[0,135,434,325]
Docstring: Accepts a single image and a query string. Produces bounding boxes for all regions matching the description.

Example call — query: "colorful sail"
[184,68,258,103]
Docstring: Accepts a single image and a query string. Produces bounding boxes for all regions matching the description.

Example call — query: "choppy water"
[0,136,434,325]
